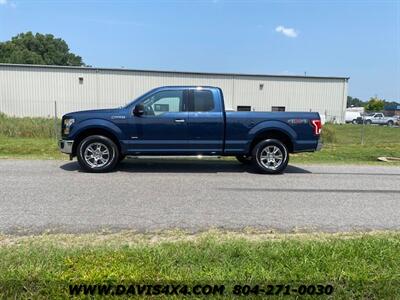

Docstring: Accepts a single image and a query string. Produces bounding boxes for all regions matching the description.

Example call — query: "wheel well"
[72,128,121,156]
[250,130,294,154]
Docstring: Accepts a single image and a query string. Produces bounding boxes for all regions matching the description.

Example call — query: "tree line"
[0,32,84,66]
[347,96,399,112]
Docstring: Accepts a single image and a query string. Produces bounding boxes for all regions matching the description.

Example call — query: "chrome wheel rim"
[259,145,284,170]
[84,142,111,168]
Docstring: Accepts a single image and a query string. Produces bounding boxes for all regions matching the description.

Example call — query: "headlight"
[63,118,75,135]
[64,118,75,127]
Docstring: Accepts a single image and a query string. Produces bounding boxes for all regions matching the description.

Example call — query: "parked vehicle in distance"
[363,113,397,126]
[345,111,362,124]
[59,86,322,174]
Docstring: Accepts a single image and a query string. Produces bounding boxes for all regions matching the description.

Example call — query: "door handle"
[174,119,185,123]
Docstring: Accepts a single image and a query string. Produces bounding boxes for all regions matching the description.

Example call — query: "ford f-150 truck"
[59,86,322,174]
[363,113,397,126]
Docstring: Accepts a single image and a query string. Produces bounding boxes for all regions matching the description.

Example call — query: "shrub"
[321,124,337,144]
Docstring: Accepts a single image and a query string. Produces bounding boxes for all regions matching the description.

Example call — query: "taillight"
[311,119,322,135]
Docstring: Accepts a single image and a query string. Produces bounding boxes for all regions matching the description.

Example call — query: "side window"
[190,90,215,112]
[142,90,184,116]
[237,106,251,111]
[272,106,285,112]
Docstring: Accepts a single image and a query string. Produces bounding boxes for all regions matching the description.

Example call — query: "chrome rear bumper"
[59,140,74,154]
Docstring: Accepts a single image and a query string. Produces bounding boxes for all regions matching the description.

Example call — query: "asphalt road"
[1,159,400,234]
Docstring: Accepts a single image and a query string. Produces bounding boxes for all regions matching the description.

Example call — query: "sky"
[0,0,399,101]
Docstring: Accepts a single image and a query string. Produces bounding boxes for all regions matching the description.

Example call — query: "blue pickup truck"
[59,86,322,174]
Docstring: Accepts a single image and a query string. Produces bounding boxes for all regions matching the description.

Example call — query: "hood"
[64,108,122,118]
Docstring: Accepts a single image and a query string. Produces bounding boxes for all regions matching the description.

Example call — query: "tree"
[365,96,385,112]
[0,32,84,66]
[347,96,365,108]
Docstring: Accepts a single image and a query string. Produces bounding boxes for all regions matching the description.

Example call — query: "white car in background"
[345,111,362,124]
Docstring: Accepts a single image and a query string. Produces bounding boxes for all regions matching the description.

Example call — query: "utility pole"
[54,101,58,140]
[361,114,365,145]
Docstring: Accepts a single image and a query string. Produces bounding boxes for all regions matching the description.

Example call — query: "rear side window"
[190,90,215,112]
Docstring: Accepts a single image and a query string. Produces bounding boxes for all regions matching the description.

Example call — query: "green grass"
[291,143,400,164]
[322,123,399,145]
[0,136,63,159]
[0,231,399,299]
[0,115,399,164]
[291,124,400,164]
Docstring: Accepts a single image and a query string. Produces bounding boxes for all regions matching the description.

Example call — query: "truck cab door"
[374,113,383,124]
[126,89,189,154]
[186,88,224,154]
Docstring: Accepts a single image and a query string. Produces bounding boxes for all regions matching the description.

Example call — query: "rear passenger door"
[187,88,224,154]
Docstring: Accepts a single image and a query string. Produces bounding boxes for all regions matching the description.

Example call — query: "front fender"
[70,119,125,140]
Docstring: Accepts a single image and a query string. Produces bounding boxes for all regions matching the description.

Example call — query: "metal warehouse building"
[0,63,349,122]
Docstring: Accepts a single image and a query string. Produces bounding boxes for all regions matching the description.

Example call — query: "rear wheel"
[365,119,372,125]
[387,120,394,127]
[235,155,252,164]
[77,135,119,173]
[352,119,357,124]
[251,139,289,174]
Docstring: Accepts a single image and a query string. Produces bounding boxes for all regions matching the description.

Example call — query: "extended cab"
[59,86,322,174]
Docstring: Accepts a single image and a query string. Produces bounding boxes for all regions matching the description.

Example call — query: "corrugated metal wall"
[0,64,348,122]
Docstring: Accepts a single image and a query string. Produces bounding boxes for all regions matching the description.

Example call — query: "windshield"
[123,88,159,108]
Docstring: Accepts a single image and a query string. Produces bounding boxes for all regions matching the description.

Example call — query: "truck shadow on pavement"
[60,158,311,174]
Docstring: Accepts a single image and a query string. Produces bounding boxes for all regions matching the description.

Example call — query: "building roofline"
[0,63,350,80]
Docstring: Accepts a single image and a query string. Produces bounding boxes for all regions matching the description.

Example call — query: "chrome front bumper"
[59,140,74,154]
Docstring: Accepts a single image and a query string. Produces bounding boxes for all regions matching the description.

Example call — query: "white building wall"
[0,64,348,122]
[232,76,347,122]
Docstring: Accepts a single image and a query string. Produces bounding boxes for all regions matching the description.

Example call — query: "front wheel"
[77,135,119,173]
[251,139,289,174]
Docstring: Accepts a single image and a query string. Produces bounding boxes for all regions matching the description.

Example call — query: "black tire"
[387,120,394,127]
[251,139,289,174]
[77,135,119,173]
[365,120,372,125]
[235,155,252,164]
[352,119,357,124]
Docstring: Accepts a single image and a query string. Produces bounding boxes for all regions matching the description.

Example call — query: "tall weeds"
[0,112,59,138]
